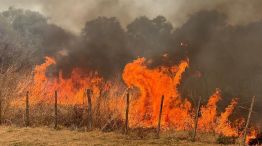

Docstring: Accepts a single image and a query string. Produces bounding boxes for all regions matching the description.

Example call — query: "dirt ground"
[0,126,239,146]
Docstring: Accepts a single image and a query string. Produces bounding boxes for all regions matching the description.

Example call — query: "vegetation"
[0,126,240,146]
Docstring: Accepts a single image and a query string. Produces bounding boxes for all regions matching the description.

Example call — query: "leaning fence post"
[54,90,58,129]
[124,91,130,134]
[25,91,29,127]
[242,96,256,146]
[192,96,201,141]
[156,95,164,138]
[87,89,92,130]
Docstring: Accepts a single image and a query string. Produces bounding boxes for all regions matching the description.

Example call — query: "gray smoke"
[0,1,262,123]
[1,0,262,33]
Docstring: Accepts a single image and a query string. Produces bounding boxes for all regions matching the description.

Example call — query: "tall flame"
[198,89,221,132]
[122,57,192,129]
[122,57,242,136]
[14,56,250,139]
[215,98,238,136]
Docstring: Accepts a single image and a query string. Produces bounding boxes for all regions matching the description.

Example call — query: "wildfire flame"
[122,57,192,129]
[122,57,241,137]
[215,98,238,136]
[29,56,110,105]
[14,55,255,141]
[246,128,258,143]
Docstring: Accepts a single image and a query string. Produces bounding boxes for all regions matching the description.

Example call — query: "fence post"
[54,90,58,129]
[156,95,164,138]
[0,96,2,125]
[87,89,92,130]
[242,96,256,146]
[192,96,201,141]
[25,91,29,127]
[124,91,130,134]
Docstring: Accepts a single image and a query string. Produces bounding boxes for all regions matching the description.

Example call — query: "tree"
[127,16,173,58]
[66,17,132,78]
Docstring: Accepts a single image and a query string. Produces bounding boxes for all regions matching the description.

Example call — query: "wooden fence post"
[242,96,256,146]
[87,89,92,130]
[124,91,130,134]
[0,97,2,125]
[25,91,29,127]
[156,95,164,138]
[54,90,58,129]
[192,96,201,141]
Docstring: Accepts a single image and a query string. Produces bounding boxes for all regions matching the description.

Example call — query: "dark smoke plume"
[0,6,262,123]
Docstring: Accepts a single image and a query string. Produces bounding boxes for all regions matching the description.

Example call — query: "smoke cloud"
[1,0,262,33]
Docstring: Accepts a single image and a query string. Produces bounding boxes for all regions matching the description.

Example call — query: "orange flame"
[29,56,109,105]
[122,57,242,136]
[215,98,238,136]
[198,89,221,132]
[122,57,192,129]
[246,128,258,143]
[14,55,249,138]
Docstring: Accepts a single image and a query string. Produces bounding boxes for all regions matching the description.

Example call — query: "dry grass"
[0,126,240,146]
